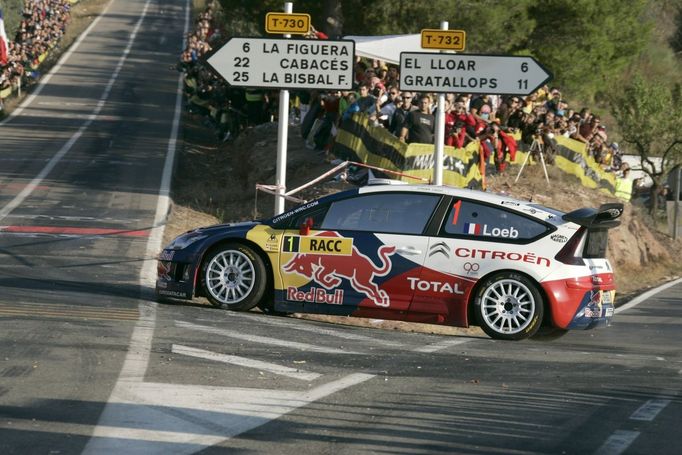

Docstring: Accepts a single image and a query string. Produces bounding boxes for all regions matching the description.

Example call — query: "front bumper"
[155,258,196,300]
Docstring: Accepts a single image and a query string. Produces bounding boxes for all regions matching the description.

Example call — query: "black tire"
[474,271,543,341]
[200,243,267,311]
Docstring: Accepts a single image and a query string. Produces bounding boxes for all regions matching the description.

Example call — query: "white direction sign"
[399,52,552,95]
[208,37,355,90]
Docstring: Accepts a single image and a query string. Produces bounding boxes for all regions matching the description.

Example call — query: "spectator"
[356,83,376,113]
[615,164,633,201]
[390,91,414,136]
[399,93,435,144]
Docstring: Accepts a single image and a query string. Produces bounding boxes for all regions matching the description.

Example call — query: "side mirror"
[299,217,314,236]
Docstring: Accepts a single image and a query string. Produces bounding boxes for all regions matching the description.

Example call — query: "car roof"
[359,184,528,206]
[355,184,566,224]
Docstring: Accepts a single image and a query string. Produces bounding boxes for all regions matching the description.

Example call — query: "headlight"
[167,233,208,250]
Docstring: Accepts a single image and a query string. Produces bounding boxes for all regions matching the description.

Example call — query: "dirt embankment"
[167,114,682,302]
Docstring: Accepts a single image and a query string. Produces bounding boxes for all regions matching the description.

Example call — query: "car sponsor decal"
[287,287,344,305]
[428,241,450,258]
[271,200,319,224]
[158,289,188,298]
[501,200,520,206]
[158,250,175,261]
[551,234,568,243]
[455,247,551,267]
[463,262,480,275]
[463,223,519,238]
[282,231,395,307]
[283,235,353,255]
[407,277,464,294]
[157,261,172,280]
[584,290,603,318]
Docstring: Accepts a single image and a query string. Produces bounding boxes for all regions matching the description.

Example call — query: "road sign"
[207,37,355,90]
[265,12,310,35]
[399,52,552,95]
[421,29,466,51]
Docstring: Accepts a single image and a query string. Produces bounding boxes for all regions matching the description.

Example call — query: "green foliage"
[1,0,25,38]
[526,0,651,100]
[610,75,682,186]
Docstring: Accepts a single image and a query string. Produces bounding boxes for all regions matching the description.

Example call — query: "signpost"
[420,29,466,51]
[207,37,354,91]
[399,52,552,95]
[265,12,310,34]
[207,4,354,215]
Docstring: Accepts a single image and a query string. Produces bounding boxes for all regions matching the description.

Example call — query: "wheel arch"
[466,268,553,328]
[194,237,275,300]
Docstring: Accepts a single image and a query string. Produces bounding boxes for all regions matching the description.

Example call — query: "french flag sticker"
[464,223,482,235]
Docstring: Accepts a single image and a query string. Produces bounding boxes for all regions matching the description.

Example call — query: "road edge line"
[616,277,682,314]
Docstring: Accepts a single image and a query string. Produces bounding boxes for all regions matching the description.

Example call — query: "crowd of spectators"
[179,4,629,182]
[0,0,72,113]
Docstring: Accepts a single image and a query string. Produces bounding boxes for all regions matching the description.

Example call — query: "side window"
[443,199,548,241]
[292,206,329,229]
[321,193,440,234]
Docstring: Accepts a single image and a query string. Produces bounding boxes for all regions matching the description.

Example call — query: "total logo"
[464,223,519,238]
[407,277,464,295]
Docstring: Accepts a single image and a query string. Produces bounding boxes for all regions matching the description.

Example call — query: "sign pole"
[274,2,293,216]
[674,165,680,240]
[432,21,448,186]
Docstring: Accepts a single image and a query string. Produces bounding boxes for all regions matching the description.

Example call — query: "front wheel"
[201,243,267,311]
[474,272,543,340]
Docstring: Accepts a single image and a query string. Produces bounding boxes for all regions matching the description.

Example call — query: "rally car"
[156,184,623,340]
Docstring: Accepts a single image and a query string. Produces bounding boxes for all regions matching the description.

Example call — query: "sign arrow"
[207,37,355,91]
[399,52,552,95]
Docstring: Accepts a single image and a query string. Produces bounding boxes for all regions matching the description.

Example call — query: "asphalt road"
[0,0,681,454]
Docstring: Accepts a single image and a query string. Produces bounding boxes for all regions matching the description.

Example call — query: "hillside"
[166,114,682,301]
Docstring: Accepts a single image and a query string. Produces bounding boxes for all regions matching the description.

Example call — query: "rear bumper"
[541,273,616,329]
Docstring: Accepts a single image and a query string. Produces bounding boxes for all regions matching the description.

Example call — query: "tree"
[526,0,651,100]
[610,75,682,213]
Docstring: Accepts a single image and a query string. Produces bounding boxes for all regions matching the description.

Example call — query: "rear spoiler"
[562,203,624,229]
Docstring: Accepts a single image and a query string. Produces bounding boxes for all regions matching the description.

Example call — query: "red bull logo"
[283,232,396,307]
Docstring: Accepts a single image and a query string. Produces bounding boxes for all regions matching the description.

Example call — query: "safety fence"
[331,113,618,195]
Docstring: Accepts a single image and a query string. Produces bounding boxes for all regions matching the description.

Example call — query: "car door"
[416,197,552,325]
[278,191,440,316]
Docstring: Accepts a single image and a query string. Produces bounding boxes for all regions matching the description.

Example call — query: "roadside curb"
[615,276,682,314]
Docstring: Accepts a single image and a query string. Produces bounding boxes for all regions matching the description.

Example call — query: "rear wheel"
[474,272,543,340]
[201,243,267,311]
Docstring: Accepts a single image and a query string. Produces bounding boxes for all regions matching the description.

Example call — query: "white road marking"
[0,1,114,127]
[52,374,376,453]
[629,398,671,421]
[0,0,147,223]
[172,344,321,381]
[412,338,471,353]
[594,430,640,455]
[215,311,404,347]
[616,277,682,314]
[176,320,363,355]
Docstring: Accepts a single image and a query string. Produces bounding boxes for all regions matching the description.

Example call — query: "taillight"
[555,228,586,265]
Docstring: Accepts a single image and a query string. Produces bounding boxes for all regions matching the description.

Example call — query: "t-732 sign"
[399,52,552,95]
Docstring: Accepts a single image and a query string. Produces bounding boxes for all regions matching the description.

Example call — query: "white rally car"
[156,184,623,340]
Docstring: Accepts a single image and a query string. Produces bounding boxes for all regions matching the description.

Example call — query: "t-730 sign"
[207,37,355,90]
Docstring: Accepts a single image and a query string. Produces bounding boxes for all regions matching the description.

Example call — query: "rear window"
[442,199,550,241]
[584,229,608,258]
